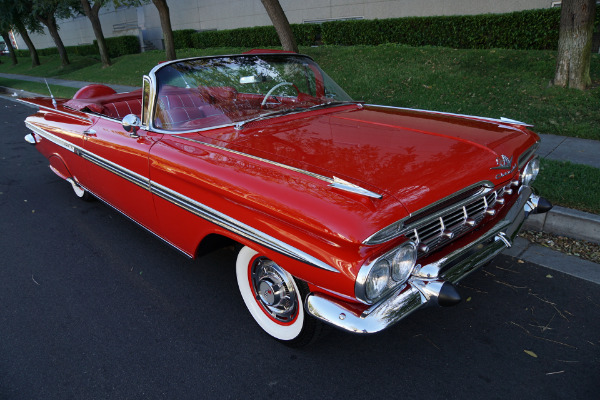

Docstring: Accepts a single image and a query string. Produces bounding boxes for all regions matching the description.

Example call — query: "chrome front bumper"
[306,186,543,334]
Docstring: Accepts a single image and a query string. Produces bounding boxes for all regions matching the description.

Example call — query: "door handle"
[83,129,96,136]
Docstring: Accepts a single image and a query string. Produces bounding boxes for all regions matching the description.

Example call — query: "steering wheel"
[260,82,299,108]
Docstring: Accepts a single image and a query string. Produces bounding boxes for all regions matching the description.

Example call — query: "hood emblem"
[491,155,513,170]
[491,154,516,179]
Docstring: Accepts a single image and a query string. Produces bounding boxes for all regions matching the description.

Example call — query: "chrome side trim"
[27,123,337,273]
[150,181,339,273]
[26,121,79,153]
[80,151,151,190]
[26,121,151,191]
[172,135,382,199]
[367,104,534,128]
[172,135,332,184]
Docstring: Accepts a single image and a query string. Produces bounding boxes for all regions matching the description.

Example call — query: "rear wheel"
[236,246,324,347]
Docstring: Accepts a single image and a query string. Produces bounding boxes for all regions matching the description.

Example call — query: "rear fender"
[48,154,72,181]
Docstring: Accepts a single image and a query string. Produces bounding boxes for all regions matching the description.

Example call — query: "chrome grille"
[405,186,507,256]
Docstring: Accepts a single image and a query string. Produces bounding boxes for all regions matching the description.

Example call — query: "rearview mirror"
[240,75,267,84]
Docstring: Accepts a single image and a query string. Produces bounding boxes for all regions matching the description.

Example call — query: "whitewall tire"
[236,246,323,346]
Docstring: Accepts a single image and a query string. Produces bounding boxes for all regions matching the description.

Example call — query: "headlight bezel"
[365,259,391,301]
[391,241,418,283]
[356,241,419,304]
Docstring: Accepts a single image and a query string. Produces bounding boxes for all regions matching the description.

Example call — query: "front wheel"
[236,246,324,347]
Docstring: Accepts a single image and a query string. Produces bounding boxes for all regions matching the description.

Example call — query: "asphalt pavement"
[1,96,599,398]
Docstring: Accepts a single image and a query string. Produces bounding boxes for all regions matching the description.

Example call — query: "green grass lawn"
[533,159,600,214]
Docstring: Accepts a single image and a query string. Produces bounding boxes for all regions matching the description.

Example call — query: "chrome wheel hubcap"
[251,258,298,322]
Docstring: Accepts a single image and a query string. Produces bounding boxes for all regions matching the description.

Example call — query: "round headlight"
[365,259,390,301]
[522,158,540,186]
[391,242,418,283]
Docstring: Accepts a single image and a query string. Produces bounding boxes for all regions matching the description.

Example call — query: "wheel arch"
[190,228,350,301]
[48,154,73,181]
[194,232,241,258]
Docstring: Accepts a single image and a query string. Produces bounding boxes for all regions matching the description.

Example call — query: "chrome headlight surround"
[521,157,540,186]
[365,259,391,301]
[356,241,419,304]
[391,241,418,282]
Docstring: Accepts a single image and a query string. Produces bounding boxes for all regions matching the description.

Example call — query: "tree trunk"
[37,15,70,67]
[260,0,298,53]
[553,0,596,90]
[15,22,40,67]
[152,0,176,60]
[1,31,18,65]
[81,0,111,67]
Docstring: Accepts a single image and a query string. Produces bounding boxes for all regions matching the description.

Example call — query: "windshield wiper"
[234,108,305,130]
[234,102,361,130]
[308,100,360,110]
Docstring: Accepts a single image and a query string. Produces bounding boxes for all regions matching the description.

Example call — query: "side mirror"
[122,114,142,138]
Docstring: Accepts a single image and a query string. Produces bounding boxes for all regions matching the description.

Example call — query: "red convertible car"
[21,50,551,346]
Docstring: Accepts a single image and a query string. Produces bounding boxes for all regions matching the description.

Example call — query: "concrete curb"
[523,205,600,245]
[503,237,600,284]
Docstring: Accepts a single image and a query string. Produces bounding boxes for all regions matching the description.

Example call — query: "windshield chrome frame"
[144,53,333,135]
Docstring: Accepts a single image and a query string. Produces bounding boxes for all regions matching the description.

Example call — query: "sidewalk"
[538,133,600,169]
[0,72,598,279]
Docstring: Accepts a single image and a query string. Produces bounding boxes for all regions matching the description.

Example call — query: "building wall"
[15,0,552,50]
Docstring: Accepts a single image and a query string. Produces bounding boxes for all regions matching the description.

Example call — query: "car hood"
[203,104,537,216]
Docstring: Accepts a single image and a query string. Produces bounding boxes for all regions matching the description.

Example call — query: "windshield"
[152,54,353,131]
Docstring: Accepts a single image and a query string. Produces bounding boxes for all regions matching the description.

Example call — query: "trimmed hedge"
[67,43,98,56]
[192,8,599,51]
[15,35,140,59]
[17,43,100,57]
[12,8,600,59]
[192,23,321,48]
[322,8,599,50]
[95,35,140,58]
[173,29,197,49]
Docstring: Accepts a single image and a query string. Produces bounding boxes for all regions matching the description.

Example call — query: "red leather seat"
[155,106,207,129]
[104,100,143,120]
[158,94,208,109]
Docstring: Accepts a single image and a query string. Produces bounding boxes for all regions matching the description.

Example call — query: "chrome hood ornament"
[491,154,516,179]
[491,154,513,170]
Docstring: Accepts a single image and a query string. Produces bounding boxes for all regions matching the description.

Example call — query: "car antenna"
[44,78,57,108]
